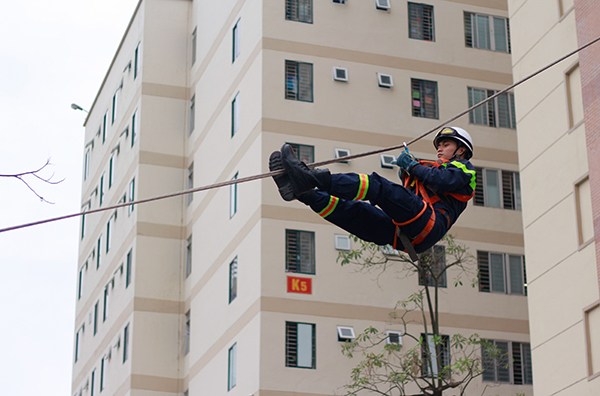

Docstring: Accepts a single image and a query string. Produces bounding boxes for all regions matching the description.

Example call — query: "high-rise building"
[73,1,531,395]
[507,0,600,394]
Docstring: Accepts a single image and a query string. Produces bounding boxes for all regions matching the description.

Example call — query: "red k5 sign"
[287,276,312,294]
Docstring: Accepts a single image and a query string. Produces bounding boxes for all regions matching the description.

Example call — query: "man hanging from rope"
[269,127,476,256]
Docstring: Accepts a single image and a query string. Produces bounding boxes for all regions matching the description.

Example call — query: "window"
[184,310,191,355]
[102,111,108,144]
[228,343,237,390]
[99,173,105,206]
[332,0,346,4]
[231,93,239,137]
[482,340,532,384]
[408,3,434,41]
[421,334,450,378]
[128,178,135,215]
[93,301,99,335]
[123,324,129,363]
[131,109,138,147]
[286,322,316,368]
[575,175,594,246]
[285,60,313,102]
[464,12,511,53]
[185,236,192,278]
[286,0,312,23]
[189,95,195,135]
[90,369,96,396]
[84,147,91,181]
[286,230,315,274]
[412,79,438,118]
[75,327,82,362]
[474,168,521,210]
[103,285,109,322]
[78,263,86,300]
[337,326,355,342]
[112,88,119,125]
[96,235,102,268]
[375,0,391,11]
[287,143,314,163]
[191,27,197,66]
[134,42,141,79]
[418,245,446,288]
[232,20,240,62]
[584,302,600,378]
[229,257,238,303]
[566,63,584,128]
[125,249,133,288]
[81,209,87,240]
[100,355,106,391]
[108,153,115,189]
[478,251,526,295]
[230,172,238,218]
[468,88,516,129]
[106,218,112,253]
[187,164,194,205]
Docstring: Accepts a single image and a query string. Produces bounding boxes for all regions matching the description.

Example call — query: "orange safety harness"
[391,158,474,252]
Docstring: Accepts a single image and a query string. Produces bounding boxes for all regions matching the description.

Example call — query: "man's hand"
[394,152,418,173]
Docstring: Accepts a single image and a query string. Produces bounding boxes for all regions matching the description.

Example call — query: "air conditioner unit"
[332,67,348,82]
[377,73,394,88]
[337,326,356,342]
[334,235,351,251]
[335,148,351,163]
[375,0,390,11]
[386,330,403,345]
[380,154,396,169]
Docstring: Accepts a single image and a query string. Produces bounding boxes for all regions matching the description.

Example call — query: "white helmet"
[433,127,474,159]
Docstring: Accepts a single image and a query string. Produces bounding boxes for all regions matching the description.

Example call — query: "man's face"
[437,138,464,160]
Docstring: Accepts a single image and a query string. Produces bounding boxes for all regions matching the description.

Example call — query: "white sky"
[0,1,140,394]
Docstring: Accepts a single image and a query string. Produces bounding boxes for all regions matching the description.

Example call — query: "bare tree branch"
[0,158,64,204]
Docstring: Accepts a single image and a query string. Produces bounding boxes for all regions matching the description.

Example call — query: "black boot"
[269,151,296,201]
[281,144,331,195]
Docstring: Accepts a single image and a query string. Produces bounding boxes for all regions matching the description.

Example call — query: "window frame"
[464,12,511,53]
[134,42,141,79]
[184,310,191,355]
[99,173,105,206]
[229,257,238,303]
[189,95,195,135]
[411,78,438,119]
[285,0,313,23]
[418,245,447,288]
[228,343,237,390]
[285,321,316,369]
[232,20,240,63]
[191,27,197,66]
[186,236,193,278]
[285,229,316,275]
[84,146,91,180]
[285,60,314,102]
[103,284,109,322]
[187,163,194,205]
[128,178,135,215]
[474,167,521,210]
[230,172,238,218]
[123,324,129,363]
[131,109,138,147]
[231,92,239,137]
[287,143,314,164]
[408,2,435,41]
[125,249,133,288]
[482,340,532,384]
[477,251,527,295]
[421,333,450,378]
[468,87,516,129]
[96,235,102,269]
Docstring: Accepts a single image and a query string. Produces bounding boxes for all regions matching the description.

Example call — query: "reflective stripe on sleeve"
[317,196,339,218]
[445,161,477,191]
[353,174,369,201]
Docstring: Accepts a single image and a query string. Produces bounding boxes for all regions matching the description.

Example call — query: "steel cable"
[1,35,599,234]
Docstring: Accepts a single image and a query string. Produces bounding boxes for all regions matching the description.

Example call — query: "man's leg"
[309,190,396,246]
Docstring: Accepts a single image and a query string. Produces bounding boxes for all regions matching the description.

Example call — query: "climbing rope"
[1,35,599,234]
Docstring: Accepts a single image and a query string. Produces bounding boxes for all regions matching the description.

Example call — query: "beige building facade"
[73,1,532,396]
[507,0,600,395]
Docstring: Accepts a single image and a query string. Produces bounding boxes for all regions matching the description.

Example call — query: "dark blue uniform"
[308,159,476,253]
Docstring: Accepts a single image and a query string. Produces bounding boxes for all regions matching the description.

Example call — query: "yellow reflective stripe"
[353,174,369,201]
[445,161,476,191]
[317,196,339,218]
